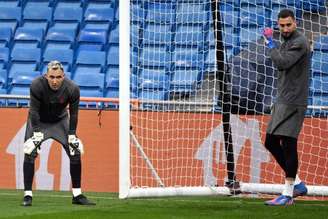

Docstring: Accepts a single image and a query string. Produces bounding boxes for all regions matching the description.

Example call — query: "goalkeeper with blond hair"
[262,9,311,206]
[22,61,95,206]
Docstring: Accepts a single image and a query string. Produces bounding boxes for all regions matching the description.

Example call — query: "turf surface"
[1,190,328,219]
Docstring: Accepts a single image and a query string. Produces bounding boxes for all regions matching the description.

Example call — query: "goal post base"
[121,183,328,198]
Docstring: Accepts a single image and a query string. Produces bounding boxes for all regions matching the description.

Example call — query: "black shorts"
[25,115,72,157]
[266,103,306,138]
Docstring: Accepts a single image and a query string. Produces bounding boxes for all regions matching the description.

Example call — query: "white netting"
[124,0,328,198]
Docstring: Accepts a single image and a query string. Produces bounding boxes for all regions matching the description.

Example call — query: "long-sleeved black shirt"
[29,75,80,135]
[269,30,311,106]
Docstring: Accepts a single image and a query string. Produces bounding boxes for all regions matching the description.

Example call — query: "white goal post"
[119,0,328,199]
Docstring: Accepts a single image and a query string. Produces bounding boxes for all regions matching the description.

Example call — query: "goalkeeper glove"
[262,27,276,49]
[68,135,84,156]
[23,132,44,156]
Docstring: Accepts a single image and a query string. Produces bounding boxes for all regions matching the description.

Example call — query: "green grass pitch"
[1,189,328,219]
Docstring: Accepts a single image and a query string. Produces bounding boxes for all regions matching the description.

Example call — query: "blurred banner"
[0,108,327,192]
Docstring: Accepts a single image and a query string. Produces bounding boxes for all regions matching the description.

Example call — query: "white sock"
[294,175,302,185]
[282,178,295,197]
[24,190,32,197]
[72,188,82,197]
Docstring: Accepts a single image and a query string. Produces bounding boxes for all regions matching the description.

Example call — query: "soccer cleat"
[293,181,308,197]
[225,180,241,195]
[22,195,32,207]
[265,195,294,206]
[72,194,96,205]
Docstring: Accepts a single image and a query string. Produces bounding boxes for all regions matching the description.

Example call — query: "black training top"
[28,75,80,135]
[269,30,311,106]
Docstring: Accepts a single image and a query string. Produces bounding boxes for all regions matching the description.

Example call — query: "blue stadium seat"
[0,47,9,69]
[78,28,107,51]
[9,48,41,78]
[0,0,20,7]
[222,27,236,48]
[310,75,328,95]
[24,0,51,7]
[240,27,261,45]
[204,49,216,71]
[131,4,146,23]
[73,72,105,103]
[54,0,83,8]
[53,6,82,32]
[313,36,328,52]
[0,87,6,105]
[146,2,175,24]
[142,23,171,46]
[131,23,139,47]
[84,7,114,30]
[45,28,76,50]
[106,66,119,89]
[22,5,52,32]
[42,48,73,73]
[139,68,169,90]
[240,0,266,5]
[85,0,113,10]
[175,24,204,47]
[311,95,328,107]
[140,45,170,68]
[75,50,106,75]
[312,52,328,75]
[12,27,44,50]
[7,86,30,105]
[240,5,266,27]
[108,24,119,45]
[0,27,12,47]
[0,7,21,32]
[170,69,199,93]
[302,0,326,13]
[107,45,119,66]
[0,69,6,88]
[172,47,201,69]
[139,90,168,101]
[176,3,208,24]
[220,3,239,27]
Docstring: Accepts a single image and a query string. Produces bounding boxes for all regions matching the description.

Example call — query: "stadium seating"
[78,28,107,51]
[108,24,119,45]
[9,48,41,78]
[42,48,74,73]
[12,27,44,50]
[313,35,328,52]
[74,50,106,75]
[84,7,114,30]
[107,45,119,66]
[53,6,83,33]
[141,45,170,69]
[312,52,328,76]
[0,47,9,69]
[0,0,20,7]
[45,28,76,50]
[22,5,52,32]
[170,69,200,93]
[0,69,6,88]
[0,27,12,47]
[0,6,21,32]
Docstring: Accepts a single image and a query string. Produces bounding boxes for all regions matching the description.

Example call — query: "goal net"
[119,0,328,198]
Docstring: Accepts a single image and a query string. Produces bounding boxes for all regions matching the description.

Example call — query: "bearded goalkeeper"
[22,61,95,206]
[262,9,311,206]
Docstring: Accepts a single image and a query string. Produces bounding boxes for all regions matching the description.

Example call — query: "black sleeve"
[269,39,306,71]
[29,80,42,132]
[68,85,80,135]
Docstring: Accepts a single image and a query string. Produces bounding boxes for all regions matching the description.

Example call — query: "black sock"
[23,155,35,191]
[70,156,81,188]
[281,136,298,178]
[264,134,287,172]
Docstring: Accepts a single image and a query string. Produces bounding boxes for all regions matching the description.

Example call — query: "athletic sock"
[24,190,33,197]
[282,178,295,197]
[294,175,302,185]
[72,188,82,197]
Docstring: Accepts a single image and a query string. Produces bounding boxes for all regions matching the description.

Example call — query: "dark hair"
[278,9,295,20]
